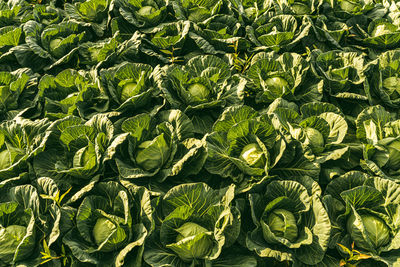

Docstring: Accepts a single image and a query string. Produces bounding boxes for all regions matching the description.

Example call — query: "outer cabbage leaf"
[327,0,388,20]
[273,0,324,15]
[0,26,22,58]
[140,20,190,63]
[228,0,273,22]
[171,0,225,23]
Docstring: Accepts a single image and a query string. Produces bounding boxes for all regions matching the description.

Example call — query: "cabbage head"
[247,176,331,266]
[162,55,243,134]
[64,0,111,36]
[0,118,50,179]
[303,127,325,153]
[15,21,87,71]
[247,14,312,52]
[143,183,242,266]
[264,209,298,243]
[106,110,207,186]
[239,143,266,168]
[100,62,159,112]
[63,181,153,266]
[171,0,224,23]
[347,213,390,251]
[171,222,213,261]
[355,105,400,176]
[266,100,348,165]
[324,171,400,266]
[112,0,167,28]
[0,183,57,265]
[365,50,400,108]
[246,52,319,104]
[205,105,280,184]
[311,50,366,102]
[33,115,114,186]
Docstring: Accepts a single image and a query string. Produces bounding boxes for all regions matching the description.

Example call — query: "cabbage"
[383,76,400,95]
[303,127,325,153]
[339,0,359,12]
[244,7,257,19]
[264,77,289,91]
[290,3,311,15]
[389,140,400,151]
[92,217,127,252]
[371,23,396,37]
[239,143,266,168]
[347,214,390,251]
[265,209,298,243]
[120,82,138,102]
[172,222,213,261]
[176,222,210,242]
[386,140,400,169]
[135,140,156,171]
[72,146,93,168]
[137,6,157,17]
[187,83,210,103]
[49,38,63,51]
[93,217,116,246]
[135,134,170,171]
[89,47,101,61]
[0,147,25,169]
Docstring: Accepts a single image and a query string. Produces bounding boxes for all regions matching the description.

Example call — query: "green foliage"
[1,0,400,266]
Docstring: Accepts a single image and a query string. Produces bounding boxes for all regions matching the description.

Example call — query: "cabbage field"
[2,0,400,266]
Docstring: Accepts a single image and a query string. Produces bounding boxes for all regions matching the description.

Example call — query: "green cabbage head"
[264,209,298,243]
[303,127,325,153]
[170,222,213,262]
[135,135,170,171]
[92,217,128,252]
[347,213,390,251]
[386,140,400,170]
[383,77,400,95]
[137,6,157,16]
[143,183,240,266]
[239,143,266,168]
[247,177,331,266]
[187,83,211,103]
[264,76,289,92]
